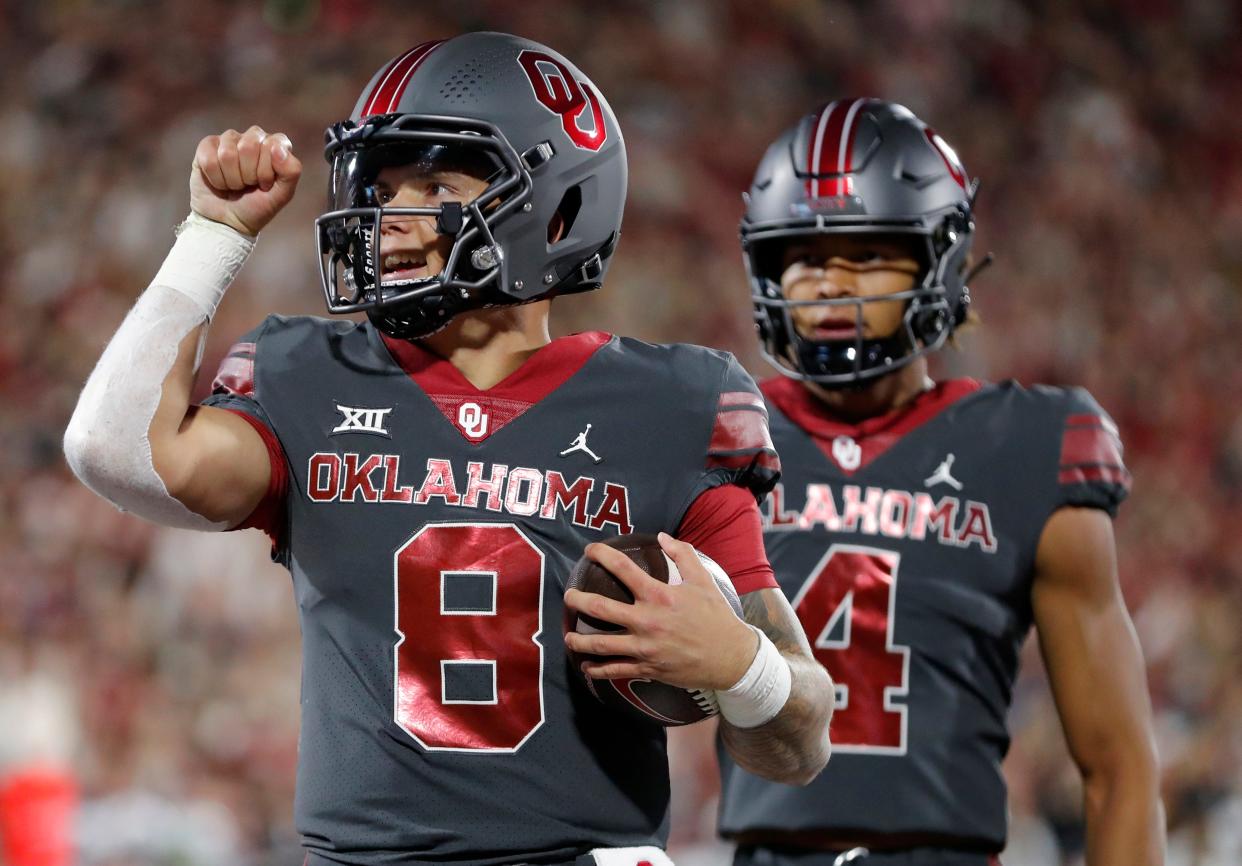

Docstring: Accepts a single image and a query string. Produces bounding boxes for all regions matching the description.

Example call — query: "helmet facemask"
[747,210,974,388]
[741,99,982,388]
[316,114,534,339]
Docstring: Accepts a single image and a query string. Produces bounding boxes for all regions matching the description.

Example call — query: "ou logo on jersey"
[458,402,490,440]
[517,50,607,152]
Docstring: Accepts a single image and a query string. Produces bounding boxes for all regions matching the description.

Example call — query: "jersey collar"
[761,375,982,474]
[378,329,612,442]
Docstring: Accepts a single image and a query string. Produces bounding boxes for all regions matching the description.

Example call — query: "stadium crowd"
[2,0,1240,863]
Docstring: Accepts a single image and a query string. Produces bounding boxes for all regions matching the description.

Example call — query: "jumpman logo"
[924,453,963,490]
[559,423,602,464]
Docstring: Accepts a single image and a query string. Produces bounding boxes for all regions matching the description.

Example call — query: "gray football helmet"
[316,32,627,339]
[742,99,979,386]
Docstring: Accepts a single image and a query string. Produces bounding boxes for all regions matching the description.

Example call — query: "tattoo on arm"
[740,588,813,656]
[719,588,834,785]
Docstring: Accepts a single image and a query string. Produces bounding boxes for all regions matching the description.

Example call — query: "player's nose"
[380,209,436,239]
[811,266,858,299]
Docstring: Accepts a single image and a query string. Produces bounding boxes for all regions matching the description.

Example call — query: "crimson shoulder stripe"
[212,342,257,397]
[361,40,443,117]
[707,392,779,474]
[710,392,773,453]
[1059,423,1124,472]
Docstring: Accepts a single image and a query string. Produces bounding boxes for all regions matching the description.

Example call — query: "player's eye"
[427,181,458,199]
[368,185,396,206]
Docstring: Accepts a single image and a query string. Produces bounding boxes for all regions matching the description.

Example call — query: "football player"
[716,100,1165,865]
[63,33,833,866]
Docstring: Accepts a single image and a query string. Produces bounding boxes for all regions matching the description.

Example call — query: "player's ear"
[547,211,566,244]
[547,184,581,244]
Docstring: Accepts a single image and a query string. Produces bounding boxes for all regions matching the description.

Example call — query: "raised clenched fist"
[189,125,303,237]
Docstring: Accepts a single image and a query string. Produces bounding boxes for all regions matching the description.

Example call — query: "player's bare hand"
[563,532,758,691]
[190,126,302,236]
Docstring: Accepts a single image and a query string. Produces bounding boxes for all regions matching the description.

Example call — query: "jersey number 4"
[791,544,910,754]
[393,523,545,752]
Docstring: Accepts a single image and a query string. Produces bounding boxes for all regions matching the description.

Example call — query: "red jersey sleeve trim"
[676,484,777,595]
[706,395,780,473]
[222,408,288,549]
[1059,421,1124,467]
[212,342,257,398]
[1058,415,1130,491]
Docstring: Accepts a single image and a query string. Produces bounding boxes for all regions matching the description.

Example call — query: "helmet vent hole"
[549,184,582,244]
[440,62,493,105]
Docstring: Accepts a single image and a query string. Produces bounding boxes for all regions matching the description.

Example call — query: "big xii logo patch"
[331,404,393,437]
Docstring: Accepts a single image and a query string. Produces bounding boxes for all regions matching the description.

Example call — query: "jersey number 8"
[393,523,546,752]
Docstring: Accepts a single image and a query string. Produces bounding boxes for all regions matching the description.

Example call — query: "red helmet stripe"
[807,101,838,198]
[806,98,868,198]
[834,98,867,183]
[361,40,444,117]
[362,45,424,117]
[822,97,865,196]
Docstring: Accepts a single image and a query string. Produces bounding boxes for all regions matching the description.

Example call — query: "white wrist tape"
[153,212,256,320]
[715,626,793,729]
[589,846,674,866]
[63,214,255,531]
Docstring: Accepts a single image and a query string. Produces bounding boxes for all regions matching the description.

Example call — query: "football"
[563,533,746,726]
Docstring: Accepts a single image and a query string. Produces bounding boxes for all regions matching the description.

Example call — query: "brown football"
[563,533,745,726]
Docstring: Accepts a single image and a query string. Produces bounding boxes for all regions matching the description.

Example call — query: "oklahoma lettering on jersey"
[305,453,634,535]
[763,481,997,552]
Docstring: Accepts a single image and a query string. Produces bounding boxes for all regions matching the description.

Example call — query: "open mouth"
[381,253,430,285]
[809,320,863,341]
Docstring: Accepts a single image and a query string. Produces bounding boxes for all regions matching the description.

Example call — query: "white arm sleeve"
[63,214,255,531]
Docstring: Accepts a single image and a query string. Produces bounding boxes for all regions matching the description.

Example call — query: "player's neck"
[802,357,932,423]
[418,301,552,390]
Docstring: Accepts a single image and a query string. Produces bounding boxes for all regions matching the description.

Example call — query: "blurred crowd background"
[2,0,1240,864]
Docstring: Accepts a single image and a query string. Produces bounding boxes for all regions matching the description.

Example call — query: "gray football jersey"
[202,317,778,865]
[717,376,1129,849]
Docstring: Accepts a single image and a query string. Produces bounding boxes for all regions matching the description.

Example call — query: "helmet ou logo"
[517,50,607,152]
[458,402,489,439]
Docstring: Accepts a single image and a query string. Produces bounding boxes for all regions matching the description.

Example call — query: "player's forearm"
[64,295,207,492]
[720,654,832,785]
[1083,759,1166,866]
[63,216,253,528]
